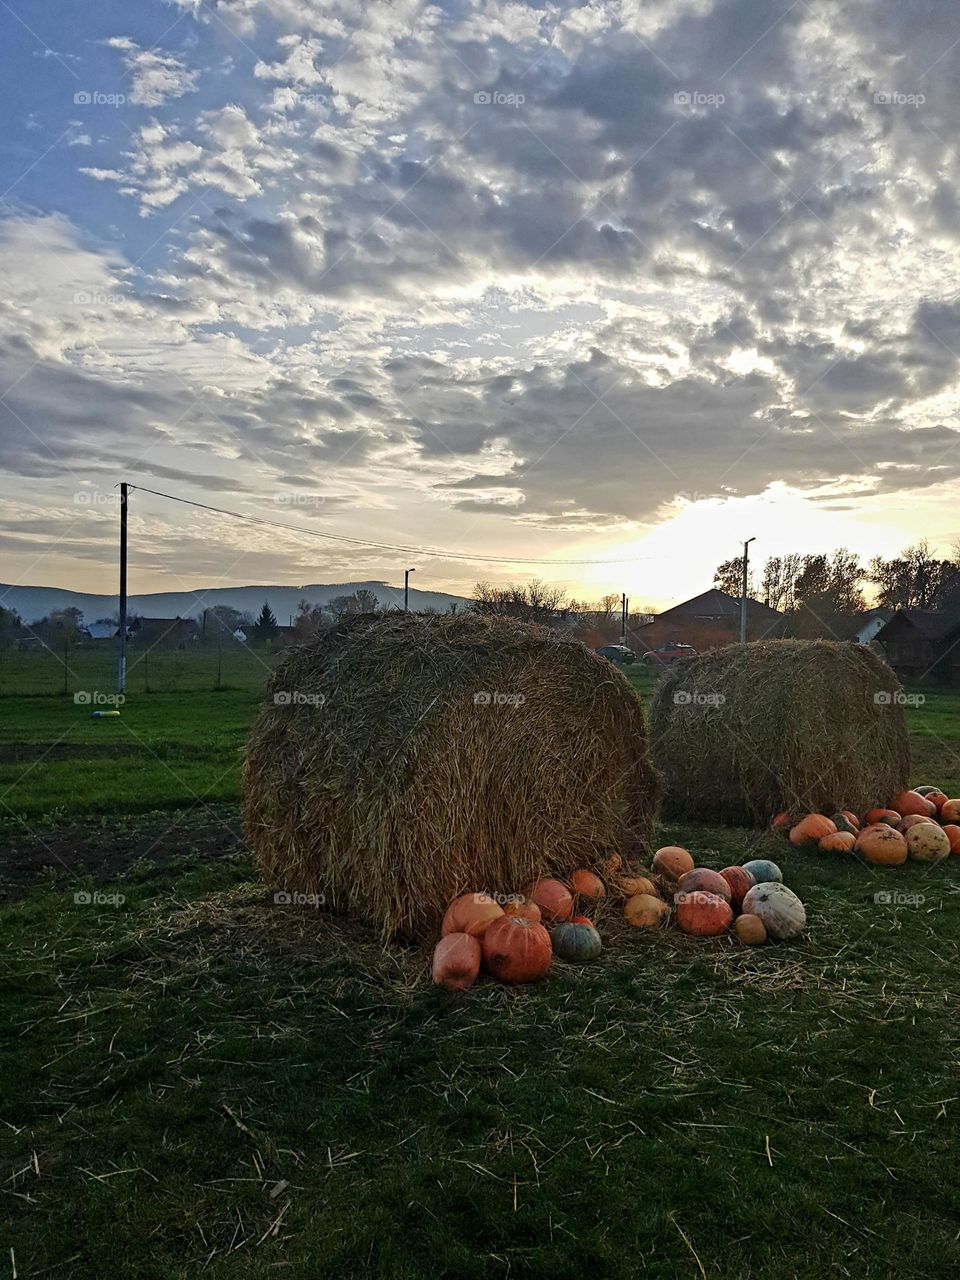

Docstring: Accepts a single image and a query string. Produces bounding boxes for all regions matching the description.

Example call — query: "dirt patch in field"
[0,804,246,900]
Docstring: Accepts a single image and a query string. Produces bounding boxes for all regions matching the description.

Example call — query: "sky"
[1,0,960,610]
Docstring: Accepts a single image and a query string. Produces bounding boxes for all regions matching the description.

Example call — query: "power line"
[124,483,644,566]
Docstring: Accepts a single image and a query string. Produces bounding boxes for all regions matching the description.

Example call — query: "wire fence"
[0,644,279,697]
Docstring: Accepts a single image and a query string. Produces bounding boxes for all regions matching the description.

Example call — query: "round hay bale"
[649,639,911,826]
[243,613,661,939]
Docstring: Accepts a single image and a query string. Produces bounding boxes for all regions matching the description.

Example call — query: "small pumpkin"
[830,812,859,836]
[432,932,482,990]
[734,913,767,945]
[652,846,695,880]
[675,891,733,936]
[623,893,670,929]
[570,869,605,899]
[906,822,950,864]
[897,813,935,834]
[676,868,732,902]
[915,786,948,810]
[819,831,855,853]
[502,898,542,922]
[771,811,793,835]
[938,799,960,823]
[840,809,861,830]
[863,807,901,828]
[441,893,504,938]
[601,852,624,875]
[741,883,806,941]
[854,824,908,866]
[618,875,658,898]
[527,878,574,924]
[481,915,553,983]
[741,859,783,885]
[941,823,960,854]
[719,865,755,908]
[551,921,602,962]
[893,789,936,818]
[789,814,836,846]
[571,914,594,925]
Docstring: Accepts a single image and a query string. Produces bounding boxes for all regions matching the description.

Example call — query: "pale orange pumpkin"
[734,913,767,945]
[618,875,658,898]
[432,932,482,990]
[652,846,695,880]
[789,814,837,847]
[855,824,908,866]
[897,813,935,834]
[502,898,542,922]
[819,831,855,853]
[623,893,670,929]
[602,852,624,875]
[441,893,504,938]
[527,878,574,923]
[570,869,605,899]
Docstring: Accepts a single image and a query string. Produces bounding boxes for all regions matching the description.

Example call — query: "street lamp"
[739,537,755,644]
[404,567,416,612]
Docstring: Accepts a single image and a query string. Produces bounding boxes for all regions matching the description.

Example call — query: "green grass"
[3,653,960,1276]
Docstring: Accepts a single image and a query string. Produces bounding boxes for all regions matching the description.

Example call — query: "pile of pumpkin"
[432,852,806,991]
[777,787,960,866]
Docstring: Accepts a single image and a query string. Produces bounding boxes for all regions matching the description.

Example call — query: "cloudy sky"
[2,0,959,607]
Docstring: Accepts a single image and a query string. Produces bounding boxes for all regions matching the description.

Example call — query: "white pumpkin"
[906,823,950,864]
[741,882,806,941]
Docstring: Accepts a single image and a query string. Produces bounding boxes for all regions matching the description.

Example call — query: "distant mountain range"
[0,581,471,625]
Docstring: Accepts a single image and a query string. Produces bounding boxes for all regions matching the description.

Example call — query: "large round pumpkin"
[675,891,733,936]
[855,824,908,866]
[676,868,732,902]
[502,898,542,922]
[551,921,602,962]
[624,893,670,929]
[718,865,755,908]
[652,846,695,880]
[481,916,553,983]
[941,823,960,854]
[906,822,950,864]
[741,859,783,885]
[741,883,806,941]
[819,831,855,853]
[894,789,936,818]
[863,808,901,828]
[527,879,574,924]
[789,814,836,846]
[938,799,960,823]
[570,869,605,899]
[432,932,482,990]
[441,893,504,938]
[734,913,767,945]
[618,874,658,898]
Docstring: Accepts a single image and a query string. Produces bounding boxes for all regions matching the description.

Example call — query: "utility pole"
[118,481,128,693]
[739,537,755,645]
[404,567,416,612]
[620,593,629,646]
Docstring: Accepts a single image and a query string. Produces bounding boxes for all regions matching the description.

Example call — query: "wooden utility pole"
[118,482,128,693]
[739,538,755,645]
[620,593,629,646]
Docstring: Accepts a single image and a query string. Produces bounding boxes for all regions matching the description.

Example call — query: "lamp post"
[739,537,755,644]
[404,567,416,612]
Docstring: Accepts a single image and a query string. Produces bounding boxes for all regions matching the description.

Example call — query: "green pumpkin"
[551,922,602,962]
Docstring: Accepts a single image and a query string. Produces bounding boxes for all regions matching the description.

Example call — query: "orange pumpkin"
[571,914,594,926]
[527,879,574,924]
[819,831,855,853]
[676,868,732,902]
[623,893,670,929]
[855,824,908,866]
[481,916,553,983]
[432,932,482,990]
[897,813,935,834]
[938,799,960,823]
[941,823,960,854]
[441,893,504,938]
[502,898,542,922]
[771,811,793,835]
[602,852,624,875]
[841,809,861,830]
[618,875,658,898]
[570,869,605,899]
[734,913,767,945]
[863,808,901,828]
[652,846,695,880]
[789,814,837,846]
[916,786,948,811]
[893,790,937,818]
[675,891,733,936]
[719,866,755,908]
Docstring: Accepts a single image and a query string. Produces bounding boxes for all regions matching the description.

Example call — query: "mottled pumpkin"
[741,883,806,941]
[441,893,504,938]
[719,865,756,908]
[676,868,732,902]
[897,813,936,834]
[734,913,767,945]
[855,823,908,866]
[830,812,859,836]
[481,916,553,983]
[906,822,950,864]
[623,893,670,929]
[432,932,482,990]
[675,890,733,936]
[652,846,695,880]
[741,859,783,884]
[551,921,602,962]
[601,852,624,876]
[915,786,948,811]
[863,808,901,828]
[618,875,658,898]
[502,898,542,922]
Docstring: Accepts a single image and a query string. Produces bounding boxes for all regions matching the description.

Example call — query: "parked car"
[594,644,636,665]
[642,643,698,666]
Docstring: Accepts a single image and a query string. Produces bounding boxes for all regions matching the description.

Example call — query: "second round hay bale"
[649,639,911,825]
[242,612,661,939]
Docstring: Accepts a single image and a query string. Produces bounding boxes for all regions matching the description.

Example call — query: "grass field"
[2,653,960,1277]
